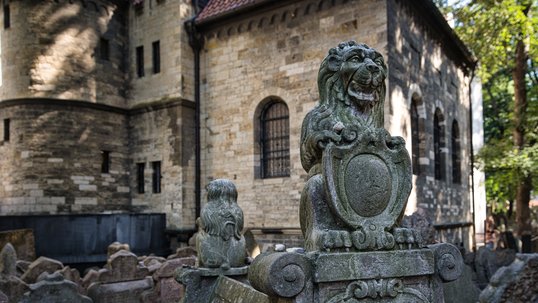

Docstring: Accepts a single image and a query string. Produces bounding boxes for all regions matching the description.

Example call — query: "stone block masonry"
[200,0,388,229]
[0,100,130,214]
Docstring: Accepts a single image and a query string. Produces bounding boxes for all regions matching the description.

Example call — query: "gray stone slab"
[19,272,92,303]
[87,276,154,303]
[210,276,271,303]
[312,249,434,282]
[198,266,248,277]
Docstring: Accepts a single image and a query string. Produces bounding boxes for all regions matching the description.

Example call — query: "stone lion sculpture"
[196,179,247,269]
[300,42,417,252]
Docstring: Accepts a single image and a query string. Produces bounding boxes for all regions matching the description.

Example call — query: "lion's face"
[338,46,386,112]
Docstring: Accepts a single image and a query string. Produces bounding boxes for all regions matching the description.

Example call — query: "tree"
[443,0,537,252]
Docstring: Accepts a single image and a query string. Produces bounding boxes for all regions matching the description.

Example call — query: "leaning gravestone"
[0,243,29,303]
[86,250,153,303]
[19,272,92,303]
[247,41,463,302]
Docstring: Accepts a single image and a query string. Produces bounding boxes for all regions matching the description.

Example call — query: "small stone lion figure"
[196,179,247,269]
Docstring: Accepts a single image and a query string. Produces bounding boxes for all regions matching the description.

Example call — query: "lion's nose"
[364,58,379,72]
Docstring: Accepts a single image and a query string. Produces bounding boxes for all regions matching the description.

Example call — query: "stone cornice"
[0,98,196,115]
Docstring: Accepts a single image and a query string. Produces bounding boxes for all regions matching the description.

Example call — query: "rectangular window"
[3,118,10,142]
[101,150,110,173]
[3,4,9,29]
[152,40,160,74]
[100,38,110,61]
[137,163,145,194]
[136,46,144,78]
[152,161,161,193]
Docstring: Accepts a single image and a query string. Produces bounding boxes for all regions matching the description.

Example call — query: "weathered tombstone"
[0,229,36,261]
[0,243,29,303]
[0,291,7,303]
[479,253,538,303]
[19,271,92,303]
[247,42,463,302]
[146,257,196,303]
[21,256,63,284]
[443,264,481,303]
[107,242,130,258]
[176,179,249,302]
[86,250,154,303]
[0,243,17,277]
[167,247,197,260]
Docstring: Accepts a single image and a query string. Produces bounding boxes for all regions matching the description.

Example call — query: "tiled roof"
[196,0,259,22]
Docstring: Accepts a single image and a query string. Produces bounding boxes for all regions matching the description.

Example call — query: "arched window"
[451,120,461,184]
[411,99,420,175]
[434,108,445,181]
[260,101,290,178]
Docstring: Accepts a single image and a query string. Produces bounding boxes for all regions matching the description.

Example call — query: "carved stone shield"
[322,130,412,231]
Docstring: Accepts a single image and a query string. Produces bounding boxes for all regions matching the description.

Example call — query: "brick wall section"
[1,0,129,107]
[129,101,196,229]
[200,0,388,228]
[387,0,472,239]
[128,0,195,106]
[0,100,130,214]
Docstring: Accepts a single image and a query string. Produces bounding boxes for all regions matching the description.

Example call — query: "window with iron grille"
[434,109,445,181]
[260,101,290,178]
[452,120,461,184]
[411,100,420,175]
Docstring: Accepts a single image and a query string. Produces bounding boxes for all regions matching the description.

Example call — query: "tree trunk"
[512,37,532,253]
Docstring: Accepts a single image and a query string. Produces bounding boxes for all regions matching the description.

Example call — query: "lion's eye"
[349,55,361,62]
[374,58,384,66]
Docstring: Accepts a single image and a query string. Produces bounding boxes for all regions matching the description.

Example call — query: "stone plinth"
[249,243,462,302]
[176,266,249,303]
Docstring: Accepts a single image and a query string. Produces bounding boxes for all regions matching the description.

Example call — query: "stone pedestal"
[176,266,249,303]
[249,243,462,302]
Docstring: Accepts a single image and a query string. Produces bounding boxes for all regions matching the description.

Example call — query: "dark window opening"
[3,4,9,29]
[452,121,461,184]
[260,101,290,178]
[434,110,445,181]
[99,38,110,61]
[137,163,145,194]
[101,151,110,173]
[411,101,420,175]
[136,46,144,78]
[152,40,160,74]
[3,118,10,142]
[152,161,161,193]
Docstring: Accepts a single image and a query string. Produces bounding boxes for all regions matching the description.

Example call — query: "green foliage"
[449,0,536,83]
[438,0,538,211]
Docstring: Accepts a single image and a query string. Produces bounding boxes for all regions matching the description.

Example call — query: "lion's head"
[300,42,387,173]
[318,41,386,128]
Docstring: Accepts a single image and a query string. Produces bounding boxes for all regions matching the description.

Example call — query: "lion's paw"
[393,227,422,250]
[318,229,352,251]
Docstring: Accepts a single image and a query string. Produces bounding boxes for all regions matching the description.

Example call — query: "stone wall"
[1,0,129,107]
[200,0,388,228]
[129,101,196,229]
[128,0,195,106]
[0,100,130,215]
[387,0,472,244]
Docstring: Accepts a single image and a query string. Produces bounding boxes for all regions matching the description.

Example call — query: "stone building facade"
[0,0,483,248]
